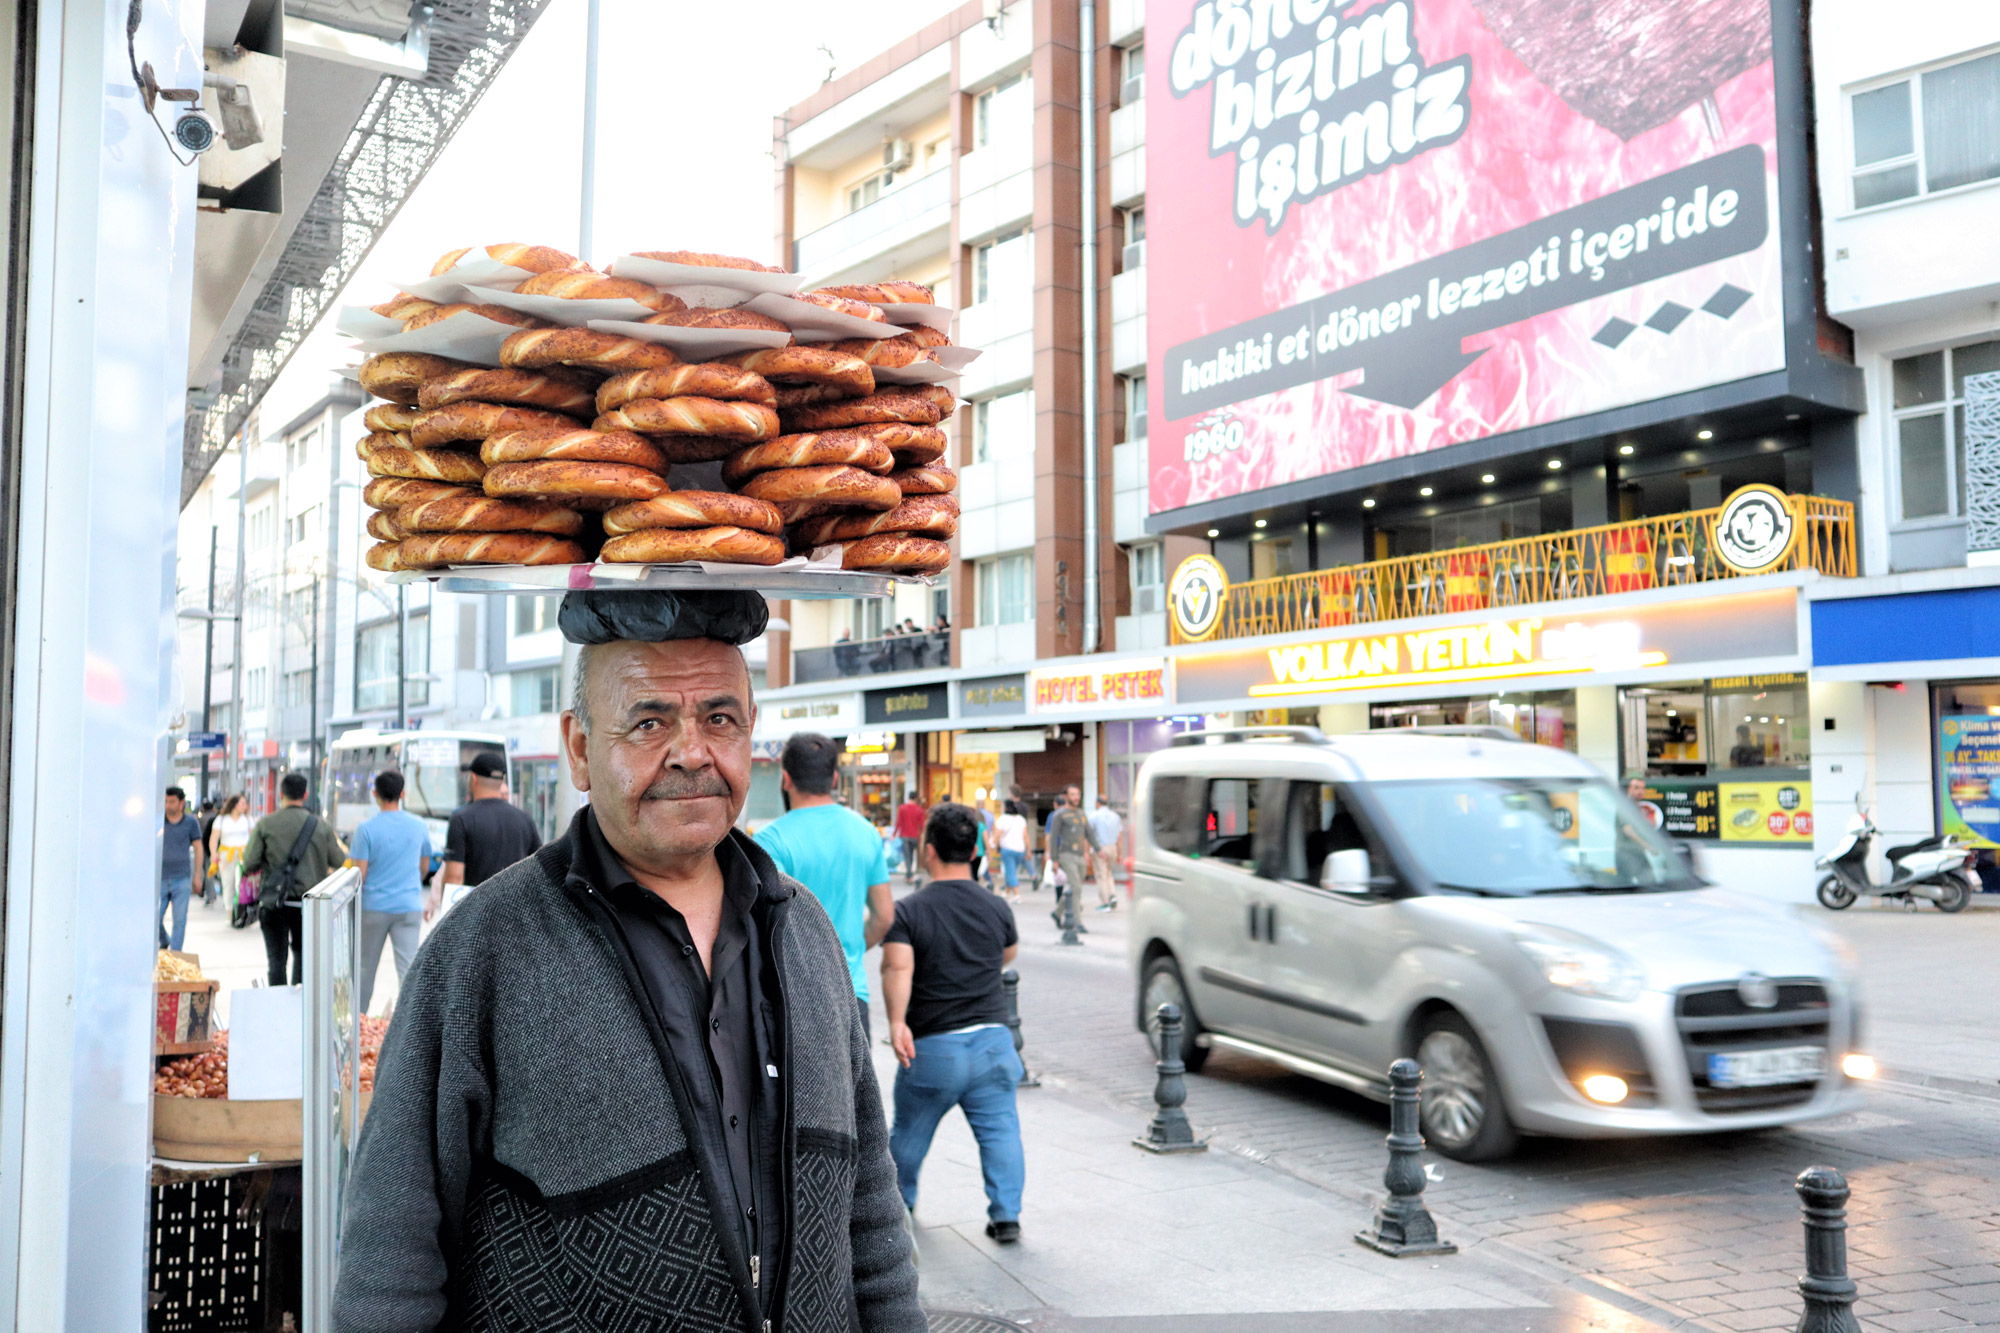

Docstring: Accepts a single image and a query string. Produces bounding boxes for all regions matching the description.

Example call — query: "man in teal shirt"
[349,769,435,1013]
[756,733,894,1033]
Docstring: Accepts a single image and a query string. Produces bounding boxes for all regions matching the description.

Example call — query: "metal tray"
[389,562,914,598]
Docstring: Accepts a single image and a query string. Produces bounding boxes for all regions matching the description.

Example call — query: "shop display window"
[1932,683,2000,881]
[1620,676,1808,778]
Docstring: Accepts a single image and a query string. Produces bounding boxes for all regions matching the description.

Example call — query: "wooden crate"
[153,1097,301,1164]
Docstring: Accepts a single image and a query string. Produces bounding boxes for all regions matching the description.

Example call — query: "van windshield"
[1368,777,1696,896]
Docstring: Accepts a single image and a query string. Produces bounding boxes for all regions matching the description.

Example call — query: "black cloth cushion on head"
[557,589,769,647]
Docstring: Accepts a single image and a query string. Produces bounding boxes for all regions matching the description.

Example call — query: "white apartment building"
[1801,4,2000,868]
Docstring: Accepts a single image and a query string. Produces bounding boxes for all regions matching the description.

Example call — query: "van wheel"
[1816,876,1856,910]
[1415,1012,1517,1162]
[1140,956,1209,1073]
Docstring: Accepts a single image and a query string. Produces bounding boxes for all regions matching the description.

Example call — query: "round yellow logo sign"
[1169,554,1230,642]
[1713,484,1799,574]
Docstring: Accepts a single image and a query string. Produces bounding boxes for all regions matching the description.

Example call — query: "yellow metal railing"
[1177,495,1856,645]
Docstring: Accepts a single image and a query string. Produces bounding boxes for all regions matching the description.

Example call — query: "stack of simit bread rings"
[714,281,958,576]
[351,247,960,576]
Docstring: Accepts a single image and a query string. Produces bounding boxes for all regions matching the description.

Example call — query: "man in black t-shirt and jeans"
[882,803,1024,1243]
[429,752,542,920]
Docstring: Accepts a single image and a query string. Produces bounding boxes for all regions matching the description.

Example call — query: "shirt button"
[711,1017,721,1032]
[730,1114,740,1129]
[682,945,693,956]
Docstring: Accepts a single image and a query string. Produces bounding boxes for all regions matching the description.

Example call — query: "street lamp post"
[199,525,218,805]
[396,583,407,732]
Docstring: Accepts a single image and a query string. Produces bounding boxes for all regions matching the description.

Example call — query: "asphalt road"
[986,887,2000,1333]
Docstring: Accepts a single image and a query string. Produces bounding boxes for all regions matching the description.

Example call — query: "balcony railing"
[793,630,952,685]
[793,168,953,275]
[1176,496,1857,645]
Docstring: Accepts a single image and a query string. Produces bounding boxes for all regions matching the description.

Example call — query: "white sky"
[257,0,960,433]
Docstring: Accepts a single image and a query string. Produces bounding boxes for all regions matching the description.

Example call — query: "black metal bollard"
[1133,1004,1207,1154]
[1795,1166,1862,1333]
[1001,969,1040,1088]
[1354,1059,1456,1257]
[1058,863,1082,946]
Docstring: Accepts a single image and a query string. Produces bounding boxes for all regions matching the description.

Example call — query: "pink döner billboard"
[1146,0,1786,516]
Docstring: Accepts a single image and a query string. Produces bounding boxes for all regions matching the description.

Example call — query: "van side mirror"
[1322,847,1372,894]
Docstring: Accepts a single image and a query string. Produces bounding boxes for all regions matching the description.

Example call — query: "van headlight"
[1513,925,1644,1001]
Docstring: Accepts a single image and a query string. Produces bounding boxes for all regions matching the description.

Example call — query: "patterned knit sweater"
[333,818,925,1333]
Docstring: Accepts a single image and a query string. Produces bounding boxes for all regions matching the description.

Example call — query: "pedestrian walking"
[995,799,1028,902]
[196,798,220,904]
[882,802,1025,1242]
[756,732,895,1036]
[1047,784,1093,934]
[1089,793,1125,911]
[241,772,346,986]
[208,794,251,912]
[348,770,435,1014]
[158,787,206,952]
[430,751,540,919]
[336,589,921,1331]
[893,793,927,880]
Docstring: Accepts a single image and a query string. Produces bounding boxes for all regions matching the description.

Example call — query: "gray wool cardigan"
[332,816,925,1333]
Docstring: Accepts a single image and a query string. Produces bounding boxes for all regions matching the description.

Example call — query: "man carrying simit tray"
[335,588,923,1332]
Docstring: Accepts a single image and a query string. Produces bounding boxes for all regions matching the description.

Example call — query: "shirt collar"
[579,806,771,923]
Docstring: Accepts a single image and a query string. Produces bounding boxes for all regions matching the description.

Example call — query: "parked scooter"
[1816,807,1975,912]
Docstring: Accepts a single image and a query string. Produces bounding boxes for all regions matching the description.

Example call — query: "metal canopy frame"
[181,0,554,505]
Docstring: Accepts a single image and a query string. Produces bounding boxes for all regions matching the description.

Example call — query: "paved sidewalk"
[866,1001,1674,1331]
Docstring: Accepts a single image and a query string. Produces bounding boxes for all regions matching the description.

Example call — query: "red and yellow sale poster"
[1146,0,1788,516]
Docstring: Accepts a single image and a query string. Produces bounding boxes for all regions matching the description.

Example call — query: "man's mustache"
[642,771,733,801]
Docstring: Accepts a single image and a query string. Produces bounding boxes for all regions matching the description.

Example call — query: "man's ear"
[559,711,591,794]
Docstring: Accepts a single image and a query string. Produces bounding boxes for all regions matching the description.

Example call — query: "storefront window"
[1370,691,1577,751]
[1933,682,2000,860]
[1620,675,1808,778]
[1104,717,1205,810]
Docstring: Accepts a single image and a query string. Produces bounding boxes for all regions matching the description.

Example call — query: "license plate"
[1708,1046,1825,1088]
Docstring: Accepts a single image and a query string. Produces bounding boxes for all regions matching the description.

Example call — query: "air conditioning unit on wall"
[883,138,913,173]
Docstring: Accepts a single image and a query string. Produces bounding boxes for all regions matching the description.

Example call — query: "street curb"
[1877,1066,2000,1102]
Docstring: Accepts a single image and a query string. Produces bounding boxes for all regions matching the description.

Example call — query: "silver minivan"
[1129,727,1867,1160]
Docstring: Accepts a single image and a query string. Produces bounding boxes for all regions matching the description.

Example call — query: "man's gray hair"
[570,644,599,734]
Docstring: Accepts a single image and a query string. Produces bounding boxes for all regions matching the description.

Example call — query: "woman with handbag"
[209,794,251,911]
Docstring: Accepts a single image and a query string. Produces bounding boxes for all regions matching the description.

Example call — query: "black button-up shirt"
[578,810,784,1306]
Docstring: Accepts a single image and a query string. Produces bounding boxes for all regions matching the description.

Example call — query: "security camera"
[172,107,218,155]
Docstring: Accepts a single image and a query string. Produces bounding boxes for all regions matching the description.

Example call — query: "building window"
[972,388,1034,463]
[248,505,275,551]
[281,668,312,709]
[356,615,429,711]
[282,586,314,632]
[510,666,560,717]
[976,552,1033,626]
[243,586,270,630]
[1120,207,1146,272]
[1120,44,1145,105]
[1130,541,1164,614]
[286,427,318,473]
[847,170,890,213]
[849,596,889,642]
[1851,51,2000,209]
[513,594,555,636]
[1123,373,1147,442]
[285,505,321,548]
[975,72,1027,149]
[972,228,1031,305]
[923,134,950,173]
[1892,337,2000,521]
[245,667,267,709]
